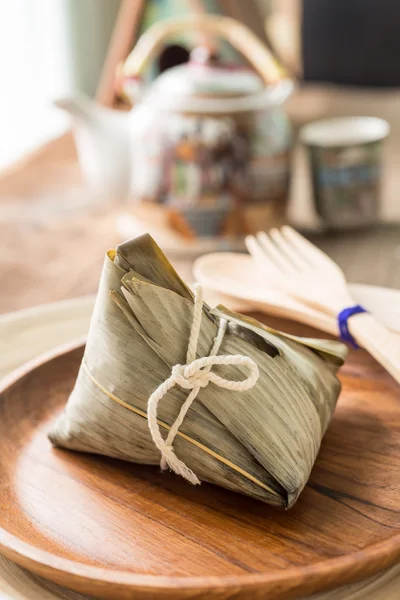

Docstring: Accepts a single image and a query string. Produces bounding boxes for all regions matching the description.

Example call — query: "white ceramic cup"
[299,116,390,229]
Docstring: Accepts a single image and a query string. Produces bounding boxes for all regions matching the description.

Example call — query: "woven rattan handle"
[122,14,287,84]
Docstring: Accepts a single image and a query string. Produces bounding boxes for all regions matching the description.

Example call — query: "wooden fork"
[245,226,400,384]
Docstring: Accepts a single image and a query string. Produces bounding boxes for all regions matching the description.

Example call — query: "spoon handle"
[349,312,400,384]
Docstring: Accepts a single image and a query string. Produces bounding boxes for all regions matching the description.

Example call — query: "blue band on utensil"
[338,305,368,348]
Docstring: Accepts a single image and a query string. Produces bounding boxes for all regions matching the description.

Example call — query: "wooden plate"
[0,316,400,600]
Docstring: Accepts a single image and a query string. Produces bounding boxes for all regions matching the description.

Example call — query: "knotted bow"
[147,285,259,485]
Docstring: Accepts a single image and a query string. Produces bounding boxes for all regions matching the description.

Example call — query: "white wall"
[0,0,120,169]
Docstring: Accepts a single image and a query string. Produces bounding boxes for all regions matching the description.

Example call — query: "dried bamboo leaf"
[212,306,348,366]
[49,234,347,508]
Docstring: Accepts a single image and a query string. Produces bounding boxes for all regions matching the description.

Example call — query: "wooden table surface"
[1,203,400,315]
[1,85,400,315]
[0,85,400,599]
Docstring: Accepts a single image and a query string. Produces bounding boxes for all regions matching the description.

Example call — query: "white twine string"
[147,284,259,485]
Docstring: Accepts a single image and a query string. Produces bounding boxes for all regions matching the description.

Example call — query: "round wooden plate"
[0,316,400,600]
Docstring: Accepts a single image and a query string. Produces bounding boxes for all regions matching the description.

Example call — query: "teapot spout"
[54,94,99,124]
[54,93,132,203]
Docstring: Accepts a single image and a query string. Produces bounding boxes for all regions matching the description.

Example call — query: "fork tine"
[256,231,297,273]
[268,228,310,270]
[281,226,332,266]
[245,235,281,274]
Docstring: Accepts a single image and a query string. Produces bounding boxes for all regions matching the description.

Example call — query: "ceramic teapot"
[58,15,294,250]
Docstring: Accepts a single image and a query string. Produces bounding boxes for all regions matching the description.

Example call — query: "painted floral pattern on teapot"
[132,106,292,239]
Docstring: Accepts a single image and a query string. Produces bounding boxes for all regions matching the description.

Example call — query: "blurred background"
[1,0,400,313]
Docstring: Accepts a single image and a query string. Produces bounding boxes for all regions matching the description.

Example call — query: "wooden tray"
[0,316,399,600]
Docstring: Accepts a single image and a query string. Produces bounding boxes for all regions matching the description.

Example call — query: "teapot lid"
[153,47,264,96]
[144,47,293,114]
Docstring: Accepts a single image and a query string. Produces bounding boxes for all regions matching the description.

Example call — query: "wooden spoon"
[193,252,400,337]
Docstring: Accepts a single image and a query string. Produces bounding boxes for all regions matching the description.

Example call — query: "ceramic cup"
[299,116,390,229]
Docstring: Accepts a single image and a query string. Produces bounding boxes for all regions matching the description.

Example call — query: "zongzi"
[49,234,347,508]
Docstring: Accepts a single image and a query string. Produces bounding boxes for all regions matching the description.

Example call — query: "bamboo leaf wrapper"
[49,234,347,508]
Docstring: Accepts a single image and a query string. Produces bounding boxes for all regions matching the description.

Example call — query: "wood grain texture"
[1,300,400,600]
[1,197,400,316]
[0,313,399,600]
